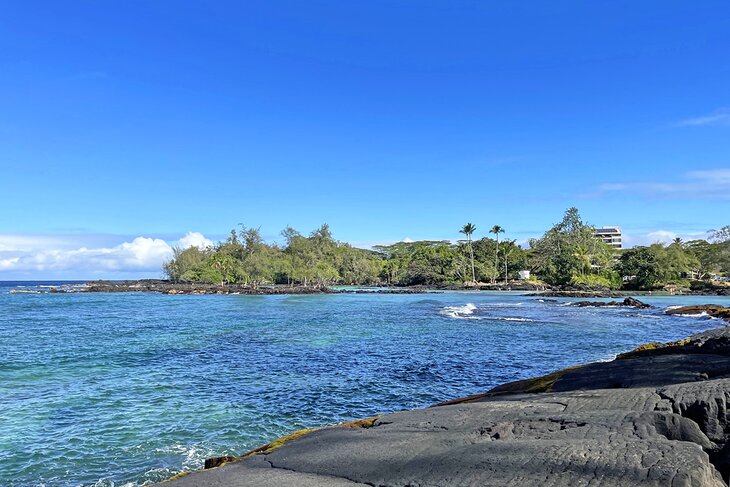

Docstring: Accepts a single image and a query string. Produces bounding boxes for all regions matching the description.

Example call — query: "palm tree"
[490,225,505,283]
[573,244,590,276]
[502,240,515,285]
[460,223,477,283]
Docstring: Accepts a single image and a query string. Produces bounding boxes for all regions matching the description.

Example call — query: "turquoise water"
[2,282,729,487]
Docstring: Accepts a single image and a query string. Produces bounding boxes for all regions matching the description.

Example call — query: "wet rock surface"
[569,297,652,308]
[163,326,730,487]
[42,280,432,295]
[531,290,625,298]
[666,305,730,321]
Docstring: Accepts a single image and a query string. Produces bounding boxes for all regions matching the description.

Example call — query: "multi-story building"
[594,226,622,249]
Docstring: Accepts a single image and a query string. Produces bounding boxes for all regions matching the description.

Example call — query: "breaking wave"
[438,304,534,322]
[491,317,535,322]
[439,303,478,318]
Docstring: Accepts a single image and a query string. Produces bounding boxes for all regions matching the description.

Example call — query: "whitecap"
[439,303,478,319]
[674,312,715,319]
[491,317,535,322]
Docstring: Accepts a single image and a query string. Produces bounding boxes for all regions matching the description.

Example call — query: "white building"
[594,226,622,249]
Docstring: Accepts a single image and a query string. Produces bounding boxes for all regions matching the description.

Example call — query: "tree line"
[163,208,730,290]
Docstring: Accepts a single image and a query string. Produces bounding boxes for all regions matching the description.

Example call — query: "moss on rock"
[243,428,319,457]
[339,415,382,429]
[162,471,192,482]
[618,337,696,359]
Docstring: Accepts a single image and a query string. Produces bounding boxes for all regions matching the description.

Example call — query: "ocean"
[1,281,728,486]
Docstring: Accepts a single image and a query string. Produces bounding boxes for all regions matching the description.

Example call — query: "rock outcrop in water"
[569,297,652,308]
[39,280,431,295]
[162,314,730,487]
[666,305,730,321]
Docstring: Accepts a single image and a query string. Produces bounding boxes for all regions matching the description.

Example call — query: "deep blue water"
[1,281,729,487]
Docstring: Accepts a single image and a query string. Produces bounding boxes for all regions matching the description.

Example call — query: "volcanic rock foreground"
[164,324,730,487]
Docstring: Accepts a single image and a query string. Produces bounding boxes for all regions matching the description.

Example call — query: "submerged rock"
[161,327,730,487]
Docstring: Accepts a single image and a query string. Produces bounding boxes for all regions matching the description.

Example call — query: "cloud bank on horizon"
[595,168,730,200]
[0,232,213,280]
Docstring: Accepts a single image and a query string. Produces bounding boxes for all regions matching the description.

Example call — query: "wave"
[490,317,535,322]
[439,303,478,318]
[672,312,716,319]
[663,306,717,319]
[438,304,534,322]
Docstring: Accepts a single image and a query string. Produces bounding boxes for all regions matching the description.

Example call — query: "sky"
[1,1,729,279]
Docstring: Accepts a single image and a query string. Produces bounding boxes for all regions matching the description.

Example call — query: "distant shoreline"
[7,279,730,296]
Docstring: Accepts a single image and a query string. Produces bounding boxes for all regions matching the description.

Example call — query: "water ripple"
[1,284,728,486]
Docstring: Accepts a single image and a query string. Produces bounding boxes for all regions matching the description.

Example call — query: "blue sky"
[1,1,729,279]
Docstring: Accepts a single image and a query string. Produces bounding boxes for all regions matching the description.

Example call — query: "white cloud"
[0,232,213,278]
[178,231,213,250]
[686,169,730,184]
[645,230,679,245]
[0,256,20,269]
[597,168,730,200]
[675,109,730,127]
[622,229,711,247]
[0,234,75,252]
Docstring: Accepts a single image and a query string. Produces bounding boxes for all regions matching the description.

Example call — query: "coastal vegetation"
[163,209,730,291]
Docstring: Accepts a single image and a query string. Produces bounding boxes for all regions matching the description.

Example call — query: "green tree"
[163,245,208,281]
[616,246,662,289]
[685,240,721,279]
[489,225,505,283]
[208,252,237,284]
[710,226,730,243]
[528,208,615,285]
[460,223,477,283]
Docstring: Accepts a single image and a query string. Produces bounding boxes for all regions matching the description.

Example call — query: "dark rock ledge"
[161,313,730,487]
[39,280,433,295]
[569,297,652,308]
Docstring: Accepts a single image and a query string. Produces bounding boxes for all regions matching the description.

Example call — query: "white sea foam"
[439,303,478,318]
[674,312,715,319]
[662,306,718,319]
[491,317,535,322]
[154,443,213,470]
[438,304,535,322]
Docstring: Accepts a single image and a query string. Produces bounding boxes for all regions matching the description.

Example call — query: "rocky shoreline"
[161,306,730,487]
[8,280,730,296]
[11,280,435,295]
